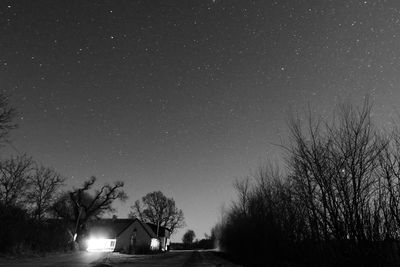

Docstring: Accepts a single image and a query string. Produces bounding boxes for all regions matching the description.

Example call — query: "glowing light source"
[86,237,116,252]
[150,238,160,250]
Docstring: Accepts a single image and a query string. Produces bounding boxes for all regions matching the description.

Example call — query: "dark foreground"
[0,250,241,267]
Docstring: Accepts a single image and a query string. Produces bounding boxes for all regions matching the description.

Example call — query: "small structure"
[84,218,170,253]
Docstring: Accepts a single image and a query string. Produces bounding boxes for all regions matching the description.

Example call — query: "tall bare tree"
[129,191,185,234]
[377,126,400,239]
[0,155,33,207]
[27,166,65,220]
[0,93,25,207]
[286,99,385,242]
[215,99,400,265]
[0,94,17,144]
[53,176,127,240]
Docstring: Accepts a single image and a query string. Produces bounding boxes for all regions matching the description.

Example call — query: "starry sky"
[1,0,400,241]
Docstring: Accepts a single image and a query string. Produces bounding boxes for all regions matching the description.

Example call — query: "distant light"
[150,238,160,250]
[86,237,116,252]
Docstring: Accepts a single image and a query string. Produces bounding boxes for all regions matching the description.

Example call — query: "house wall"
[115,220,152,253]
[159,237,168,251]
[159,237,165,250]
[160,229,171,251]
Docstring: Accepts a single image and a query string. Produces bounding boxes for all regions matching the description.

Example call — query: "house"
[84,218,171,253]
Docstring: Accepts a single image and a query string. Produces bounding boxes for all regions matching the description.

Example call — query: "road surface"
[0,250,241,267]
[0,251,106,267]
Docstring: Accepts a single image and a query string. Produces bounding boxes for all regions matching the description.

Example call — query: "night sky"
[1,1,400,241]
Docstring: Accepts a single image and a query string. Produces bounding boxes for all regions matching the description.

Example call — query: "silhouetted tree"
[287,99,385,242]
[129,191,185,234]
[0,203,30,252]
[0,154,33,207]
[182,229,195,244]
[27,165,65,220]
[0,94,17,144]
[53,176,127,241]
[0,94,72,253]
[377,126,400,239]
[216,99,400,266]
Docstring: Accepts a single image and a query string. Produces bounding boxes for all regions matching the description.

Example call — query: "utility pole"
[156,220,160,237]
[73,206,84,242]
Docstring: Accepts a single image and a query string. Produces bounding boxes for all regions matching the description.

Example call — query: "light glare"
[86,237,116,252]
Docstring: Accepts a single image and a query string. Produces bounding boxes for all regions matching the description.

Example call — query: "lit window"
[86,238,116,252]
[150,238,160,250]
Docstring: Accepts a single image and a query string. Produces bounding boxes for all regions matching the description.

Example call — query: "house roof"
[87,218,134,239]
[128,219,169,238]
[139,220,158,238]
[86,218,170,239]
[146,223,170,237]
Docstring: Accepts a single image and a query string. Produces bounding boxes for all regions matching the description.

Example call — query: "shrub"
[216,101,400,266]
[0,204,71,254]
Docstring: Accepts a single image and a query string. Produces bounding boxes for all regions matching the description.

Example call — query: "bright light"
[150,238,160,250]
[86,237,116,252]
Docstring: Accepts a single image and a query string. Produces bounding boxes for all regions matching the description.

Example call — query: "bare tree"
[0,94,17,144]
[27,166,65,220]
[377,126,400,239]
[129,191,185,234]
[53,176,127,240]
[0,155,33,207]
[286,99,386,242]
[233,178,251,215]
[0,94,23,206]
[215,99,400,265]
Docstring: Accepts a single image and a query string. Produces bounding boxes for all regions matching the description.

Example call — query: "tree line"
[0,94,185,254]
[214,99,400,266]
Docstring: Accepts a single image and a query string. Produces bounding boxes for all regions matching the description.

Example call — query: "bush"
[0,204,72,254]
[0,204,31,253]
[216,101,400,266]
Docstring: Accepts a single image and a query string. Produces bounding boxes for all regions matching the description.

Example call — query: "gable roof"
[146,223,170,237]
[138,220,158,238]
[87,218,134,239]
[86,218,169,239]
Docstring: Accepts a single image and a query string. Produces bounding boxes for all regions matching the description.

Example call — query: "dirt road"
[93,250,241,266]
[0,250,240,267]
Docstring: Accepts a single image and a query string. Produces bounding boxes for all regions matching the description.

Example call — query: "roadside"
[91,251,193,266]
[92,250,242,267]
[0,251,106,267]
[182,250,241,267]
[0,250,241,267]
